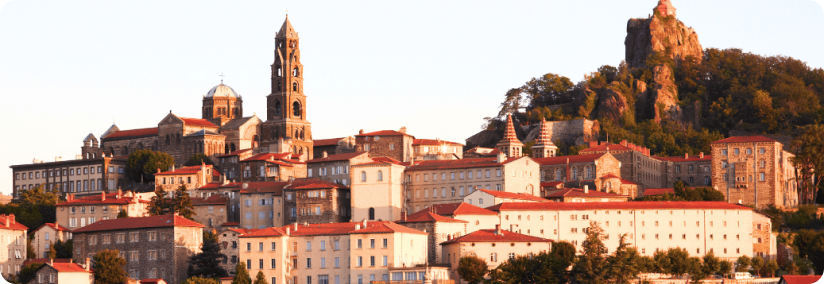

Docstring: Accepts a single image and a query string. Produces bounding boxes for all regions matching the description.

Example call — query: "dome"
[206,84,239,98]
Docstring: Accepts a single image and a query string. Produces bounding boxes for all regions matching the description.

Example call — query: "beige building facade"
[351,159,406,222]
[10,156,128,199]
[55,191,150,230]
[30,223,72,259]
[0,214,27,280]
[192,195,229,231]
[306,152,372,186]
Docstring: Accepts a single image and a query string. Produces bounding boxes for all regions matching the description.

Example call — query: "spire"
[496,113,524,158]
[535,117,553,146]
[278,15,298,38]
[502,113,518,142]
[531,117,558,158]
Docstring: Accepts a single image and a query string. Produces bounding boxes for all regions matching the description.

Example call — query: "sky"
[0,0,823,196]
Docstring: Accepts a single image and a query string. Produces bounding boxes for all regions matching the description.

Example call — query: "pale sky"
[1,0,823,196]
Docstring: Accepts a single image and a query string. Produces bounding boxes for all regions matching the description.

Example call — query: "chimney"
[117,189,122,199]
[101,191,106,201]
[50,258,53,265]
[685,153,689,159]
[157,168,161,174]
[401,211,407,222]
[322,151,328,158]
[566,158,571,181]
[496,152,506,164]
[494,224,501,235]
[9,214,14,225]
[399,126,407,134]
[294,223,298,231]
[286,227,290,235]
[363,219,368,228]
[171,164,175,172]
[54,220,59,229]
[584,185,589,194]
[355,224,361,230]
[620,140,628,147]
[447,234,452,241]
[700,152,704,159]
[359,129,364,135]
[84,258,90,272]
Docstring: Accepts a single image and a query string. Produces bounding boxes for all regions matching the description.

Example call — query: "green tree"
[48,241,56,259]
[16,263,44,283]
[765,260,779,277]
[253,271,268,284]
[751,256,764,276]
[736,255,751,272]
[54,239,73,258]
[185,153,215,167]
[686,256,704,283]
[188,232,228,279]
[116,209,128,218]
[550,241,576,283]
[702,252,721,277]
[126,149,174,183]
[148,187,173,216]
[182,277,220,284]
[719,260,733,278]
[92,249,128,284]
[652,250,670,274]
[17,184,61,206]
[570,221,606,284]
[791,124,824,204]
[172,185,196,219]
[26,238,36,258]
[533,251,569,284]
[605,234,641,284]
[457,255,488,284]
[665,248,690,278]
[491,254,537,283]
[232,262,252,284]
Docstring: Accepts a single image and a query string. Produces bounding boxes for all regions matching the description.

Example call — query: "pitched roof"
[643,188,675,196]
[407,156,525,171]
[22,258,72,267]
[313,137,345,147]
[499,113,520,143]
[50,262,91,273]
[657,155,712,162]
[442,229,552,244]
[180,117,218,128]
[779,275,821,284]
[486,201,753,212]
[225,228,258,235]
[464,147,499,156]
[192,195,228,206]
[356,130,413,137]
[56,193,148,206]
[306,152,368,163]
[272,221,423,237]
[578,143,633,154]
[350,222,428,235]
[217,148,253,158]
[475,189,547,202]
[401,211,469,223]
[155,165,214,176]
[31,222,71,233]
[236,182,289,195]
[711,135,778,144]
[413,139,463,146]
[533,153,606,166]
[541,181,564,188]
[72,215,204,233]
[288,178,348,190]
[220,116,259,130]
[221,222,240,227]
[429,202,498,216]
[103,127,159,140]
[364,156,406,166]
[242,153,302,164]
[544,188,628,198]
[238,227,287,238]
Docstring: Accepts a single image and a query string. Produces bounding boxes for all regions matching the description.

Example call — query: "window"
[335,257,340,268]
[357,239,362,249]
[734,148,740,155]
[361,171,366,182]
[377,171,383,181]
[370,239,375,249]
[357,256,363,267]
[307,258,312,268]
[490,253,497,262]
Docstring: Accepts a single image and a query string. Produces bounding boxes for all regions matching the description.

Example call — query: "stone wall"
[524,119,600,146]
[287,187,350,225]
[356,135,413,162]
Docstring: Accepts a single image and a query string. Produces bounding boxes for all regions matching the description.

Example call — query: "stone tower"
[496,113,523,158]
[655,0,676,17]
[531,118,558,158]
[261,16,313,158]
[202,82,243,127]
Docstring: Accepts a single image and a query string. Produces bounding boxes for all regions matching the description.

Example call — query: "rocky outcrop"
[625,0,703,69]
[593,82,632,123]
[650,65,682,122]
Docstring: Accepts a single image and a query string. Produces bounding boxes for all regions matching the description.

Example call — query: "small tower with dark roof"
[532,118,558,158]
[496,113,523,158]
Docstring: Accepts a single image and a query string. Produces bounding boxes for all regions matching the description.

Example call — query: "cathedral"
[81,16,313,169]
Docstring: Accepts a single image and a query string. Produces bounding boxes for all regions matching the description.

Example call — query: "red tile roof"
[544,188,628,198]
[306,152,368,163]
[221,222,240,227]
[22,258,72,267]
[242,153,303,164]
[217,149,253,158]
[475,189,548,202]
[643,188,675,196]
[711,135,778,144]
[267,221,422,237]
[464,147,499,156]
[225,228,257,234]
[442,229,552,244]
[72,215,204,233]
[50,262,91,273]
[541,181,564,188]
[238,227,287,238]
[288,179,348,190]
[657,155,712,162]
[533,153,606,166]
[313,138,345,147]
[180,117,218,128]
[155,165,215,176]
[103,127,159,139]
[413,139,463,146]
[430,202,498,216]
[356,130,413,137]
[140,279,166,284]
[779,275,821,284]
[192,195,228,206]
[401,211,469,223]
[56,193,148,206]
[368,156,406,166]
[486,201,753,212]
[350,222,428,235]
[235,182,289,194]
[31,222,71,233]
[578,143,633,154]
[408,157,525,171]
[196,183,223,190]
[599,174,637,185]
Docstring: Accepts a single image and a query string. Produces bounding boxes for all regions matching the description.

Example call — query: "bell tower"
[262,15,313,158]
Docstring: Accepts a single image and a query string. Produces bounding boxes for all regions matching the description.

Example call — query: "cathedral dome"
[206,84,239,98]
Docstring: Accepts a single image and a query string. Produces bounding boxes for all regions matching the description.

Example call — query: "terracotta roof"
[192,195,228,206]
[221,222,240,227]
[486,201,753,212]
[226,228,257,235]
[643,188,675,196]
[599,174,637,185]
[356,130,413,137]
[155,165,214,176]
[779,275,821,284]
[401,211,469,223]
[544,188,628,198]
[268,221,422,237]
[241,153,302,164]
[711,135,778,144]
[350,222,428,235]
[22,258,72,267]
[657,155,712,162]
[196,183,222,190]
[56,193,148,206]
[103,127,159,139]
[180,117,218,128]
[499,114,520,143]
[413,139,463,146]
[578,143,633,154]
[430,202,498,216]
[533,153,606,166]
[313,138,345,147]
[31,222,71,233]
[140,279,165,284]
[306,152,368,163]
[464,147,499,156]
[407,156,525,171]
[541,181,564,188]
[442,229,552,245]
[217,149,253,157]
[50,262,91,273]
[367,156,406,165]
[238,227,287,238]
[476,189,548,202]
[235,182,289,195]
[288,179,348,190]
[72,215,204,233]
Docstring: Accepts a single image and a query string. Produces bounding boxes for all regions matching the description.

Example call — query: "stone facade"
[312,137,357,159]
[284,179,350,225]
[711,136,799,209]
[71,215,204,284]
[0,214,27,280]
[496,114,524,158]
[752,212,775,260]
[659,153,713,187]
[579,141,669,190]
[355,128,415,163]
[192,195,229,231]
[11,156,128,199]
[202,83,244,127]
[217,228,256,275]
[307,152,373,187]
[523,118,600,146]
[25,261,94,284]
[535,153,622,185]
[155,164,220,195]
[216,149,255,182]
[238,153,307,183]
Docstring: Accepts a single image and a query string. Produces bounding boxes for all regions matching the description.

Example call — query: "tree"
[48,241,57,259]
[185,153,215,167]
[173,185,196,219]
[126,149,174,183]
[719,260,733,278]
[736,255,751,272]
[188,232,228,279]
[605,234,641,284]
[92,249,128,284]
[550,241,576,283]
[792,124,824,204]
[570,221,607,284]
[751,256,764,276]
[148,186,173,216]
[17,184,61,206]
[116,209,128,218]
[665,248,690,278]
[491,254,538,283]
[16,263,44,283]
[253,271,268,284]
[701,252,721,277]
[232,262,252,284]
[54,239,72,258]
[457,256,488,284]
[764,260,779,277]
[686,256,704,283]
[182,277,220,284]
[26,238,35,258]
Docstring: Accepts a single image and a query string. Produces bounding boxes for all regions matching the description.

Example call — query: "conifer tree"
[253,271,268,284]
[571,221,606,284]
[605,234,640,284]
[47,241,56,259]
[93,249,128,284]
[232,262,252,284]
[188,232,228,279]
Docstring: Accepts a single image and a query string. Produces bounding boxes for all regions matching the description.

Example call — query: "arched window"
[361,171,367,182]
[293,101,301,117]
[122,146,129,155]
[377,170,383,181]
[231,143,237,152]
[293,67,300,77]
[292,82,298,92]
[368,208,375,220]
[225,144,229,154]
[274,101,282,116]
[165,135,170,145]
[277,67,282,77]
[92,153,96,159]
[176,134,181,144]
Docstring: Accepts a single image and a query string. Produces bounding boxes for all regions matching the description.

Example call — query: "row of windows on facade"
[414,146,461,154]
[244,211,278,220]
[69,204,124,215]
[16,178,115,194]
[15,166,121,181]
[127,267,164,282]
[308,166,349,178]
[507,209,742,222]
[205,107,239,117]
[246,255,397,271]
[160,176,194,185]
[285,191,347,201]
[542,167,594,181]
[408,169,504,183]
[84,231,160,245]
[411,185,497,199]
[721,147,768,156]
[271,100,303,118]
[721,160,770,169]
[673,176,711,186]
[723,173,769,182]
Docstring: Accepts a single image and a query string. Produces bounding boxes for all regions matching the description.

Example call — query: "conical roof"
[534,118,555,146]
[277,15,298,38]
[501,113,519,142]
